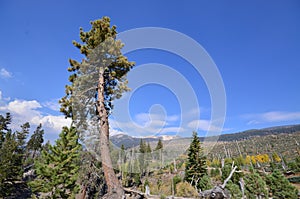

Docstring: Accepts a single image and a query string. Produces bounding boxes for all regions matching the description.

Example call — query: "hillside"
[212,124,300,142]
[208,131,300,161]
[110,124,300,168]
[110,125,300,198]
[111,124,300,148]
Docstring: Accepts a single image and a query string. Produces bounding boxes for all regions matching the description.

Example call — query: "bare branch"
[221,165,237,189]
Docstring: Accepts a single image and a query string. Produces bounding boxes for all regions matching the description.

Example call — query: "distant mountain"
[110,124,300,148]
[214,124,300,142]
[110,134,160,148]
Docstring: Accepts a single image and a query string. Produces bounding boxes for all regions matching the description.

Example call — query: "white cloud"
[111,110,222,137]
[246,120,260,125]
[184,107,209,118]
[134,113,151,125]
[188,119,210,131]
[145,120,167,127]
[0,68,12,79]
[0,90,2,100]
[262,111,300,122]
[159,127,185,134]
[244,111,300,124]
[43,99,61,111]
[166,115,180,122]
[110,116,183,137]
[187,119,225,132]
[39,115,71,132]
[134,112,179,126]
[0,98,71,134]
[6,100,41,116]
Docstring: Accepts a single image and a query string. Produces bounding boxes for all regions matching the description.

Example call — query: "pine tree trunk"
[97,69,124,198]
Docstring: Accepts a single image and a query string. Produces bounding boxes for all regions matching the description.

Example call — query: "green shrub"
[266,170,298,199]
[210,168,220,177]
[176,182,198,197]
[173,175,182,194]
[160,194,166,199]
[244,172,268,199]
[225,181,242,199]
[198,175,212,191]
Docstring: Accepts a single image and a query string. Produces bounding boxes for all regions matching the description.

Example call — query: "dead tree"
[199,163,239,199]
[239,178,245,199]
[236,141,242,156]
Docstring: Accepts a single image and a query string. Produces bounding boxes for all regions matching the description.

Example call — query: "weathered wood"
[123,187,148,199]
[199,162,240,198]
[199,186,231,199]
[239,178,245,199]
[221,166,237,189]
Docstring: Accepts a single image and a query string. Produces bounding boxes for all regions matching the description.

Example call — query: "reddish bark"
[97,69,123,198]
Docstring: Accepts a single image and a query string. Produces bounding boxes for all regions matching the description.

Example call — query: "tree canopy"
[59,16,134,198]
[60,16,134,120]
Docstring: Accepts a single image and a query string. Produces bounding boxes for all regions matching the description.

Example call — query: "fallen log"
[123,187,149,199]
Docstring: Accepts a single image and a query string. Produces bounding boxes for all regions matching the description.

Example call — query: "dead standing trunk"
[97,68,124,198]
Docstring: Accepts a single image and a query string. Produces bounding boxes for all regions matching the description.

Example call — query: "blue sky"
[0,1,300,141]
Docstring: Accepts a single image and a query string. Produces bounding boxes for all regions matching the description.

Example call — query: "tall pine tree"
[185,131,208,191]
[0,114,31,197]
[0,113,11,147]
[139,139,146,176]
[15,122,30,171]
[155,139,163,151]
[29,126,81,198]
[26,123,44,159]
[60,16,134,198]
[0,131,20,197]
[154,139,163,165]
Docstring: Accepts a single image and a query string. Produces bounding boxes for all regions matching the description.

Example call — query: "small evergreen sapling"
[30,126,81,198]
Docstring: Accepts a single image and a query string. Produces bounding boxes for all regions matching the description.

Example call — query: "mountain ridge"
[110,123,300,148]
